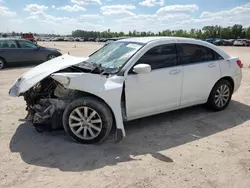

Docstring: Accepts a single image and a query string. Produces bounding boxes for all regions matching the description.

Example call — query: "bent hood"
[9,54,89,96]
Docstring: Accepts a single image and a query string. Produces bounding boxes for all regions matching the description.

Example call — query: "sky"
[0,0,250,34]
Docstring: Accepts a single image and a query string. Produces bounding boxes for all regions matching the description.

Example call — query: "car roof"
[119,36,200,44]
[0,38,30,41]
[119,36,231,59]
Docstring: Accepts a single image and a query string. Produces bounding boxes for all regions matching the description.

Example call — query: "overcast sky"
[0,0,250,34]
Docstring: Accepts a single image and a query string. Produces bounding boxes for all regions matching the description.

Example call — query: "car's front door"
[125,43,183,119]
[16,40,43,64]
[176,43,221,106]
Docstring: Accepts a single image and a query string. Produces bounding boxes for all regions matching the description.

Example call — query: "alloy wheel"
[214,84,230,108]
[68,107,102,140]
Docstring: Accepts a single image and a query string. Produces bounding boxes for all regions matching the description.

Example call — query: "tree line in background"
[72,24,250,39]
[0,32,61,38]
[1,24,250,39]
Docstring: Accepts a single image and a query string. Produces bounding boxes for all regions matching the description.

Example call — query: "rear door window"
[0,40,18,49]
[176,43,224,65]
[177,44,211,65]
[213,51,224,60]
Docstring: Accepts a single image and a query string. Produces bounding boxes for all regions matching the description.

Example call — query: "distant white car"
[43,37,51,41]
[9,37,242,144]
[233,39,248,46]
[64,37,75,41]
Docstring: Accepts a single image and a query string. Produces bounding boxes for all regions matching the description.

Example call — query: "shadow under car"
[9,100,250,172]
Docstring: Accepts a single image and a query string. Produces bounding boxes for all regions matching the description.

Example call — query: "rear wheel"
[207,79,233,111]
[63,97,113,144]
[0,58,6,70]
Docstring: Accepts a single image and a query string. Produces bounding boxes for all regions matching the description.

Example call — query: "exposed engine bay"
[22,66,93,130]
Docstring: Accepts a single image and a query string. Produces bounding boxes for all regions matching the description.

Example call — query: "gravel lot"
[1,42,250,188]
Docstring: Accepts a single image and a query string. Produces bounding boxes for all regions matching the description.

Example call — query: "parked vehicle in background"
[21,33,37,43]
[51,37,58,41]
[54,37,64,41]
[214,39,234,46]
[233,39,248,46]
[99,38,108,42]
[107,37,120,42]
[223,39,234,46]
[228,39,235,44]
[38,37,46,41]
[64,37,75,41]
[0,38,62,69]
[78,37,87,42]
[87,37,96,41]
[9,37,242,144]
[246,40,250,46]
[43,37,52,41]
[214,39,223,46]
[205,38,216,44]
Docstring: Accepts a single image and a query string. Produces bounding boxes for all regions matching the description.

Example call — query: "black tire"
[0,57,6,70]
[207,79,233,111]
[63,97,113,144]
[47,54,56,60]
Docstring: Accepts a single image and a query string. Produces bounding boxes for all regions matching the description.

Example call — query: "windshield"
[82,41,144,72]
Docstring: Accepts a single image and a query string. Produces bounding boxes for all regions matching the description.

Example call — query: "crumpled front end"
[17,76,77,130]
[24,99,71,130]
[9,63,126,140]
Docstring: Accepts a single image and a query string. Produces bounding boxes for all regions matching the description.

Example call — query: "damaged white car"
[9,37,242,144]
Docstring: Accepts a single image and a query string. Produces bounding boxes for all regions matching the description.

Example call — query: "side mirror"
[133,64,151,74]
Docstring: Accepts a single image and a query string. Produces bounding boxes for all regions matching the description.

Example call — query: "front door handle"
[169,69,181,75]
[208,63,216,68]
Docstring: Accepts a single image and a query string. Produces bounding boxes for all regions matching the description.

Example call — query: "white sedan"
[233,39,248,46]
[9,37,242,144]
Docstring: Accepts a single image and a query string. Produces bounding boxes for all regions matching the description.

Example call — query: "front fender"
[51,72,126,138]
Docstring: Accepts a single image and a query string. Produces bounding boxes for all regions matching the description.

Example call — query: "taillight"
[237,60,243,68]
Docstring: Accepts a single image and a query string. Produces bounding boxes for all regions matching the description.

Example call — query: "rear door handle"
[169,69,181,75]
[208,63,216,68]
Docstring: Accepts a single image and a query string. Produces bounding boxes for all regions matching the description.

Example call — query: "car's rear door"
[177,43,221,106]
[125,43,183,119]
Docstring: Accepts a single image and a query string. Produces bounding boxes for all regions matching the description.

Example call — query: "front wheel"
[207,80,233,111]
[62,97,113,144]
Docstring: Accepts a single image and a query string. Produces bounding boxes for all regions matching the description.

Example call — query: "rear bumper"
[233,74,242,93]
